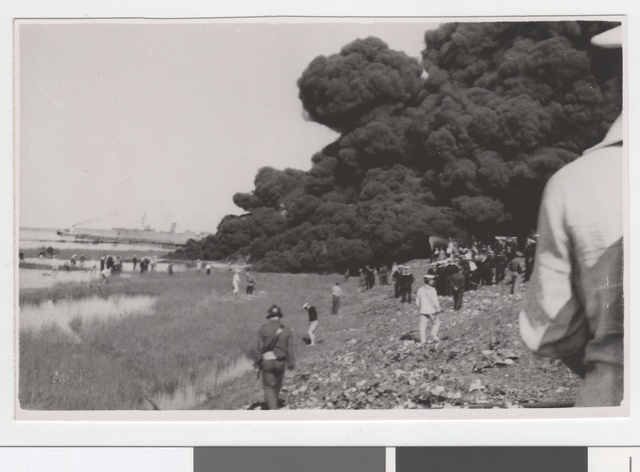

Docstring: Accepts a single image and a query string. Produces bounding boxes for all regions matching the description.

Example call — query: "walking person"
[246,273,256,295]
[331,282,342,314]
[256,305,295,410]
[416,275,441,345]
[232,270,241,295]
[450,265,466,311]
[520,26,623,408]
[303,303,318,346]
[506,251,525,296]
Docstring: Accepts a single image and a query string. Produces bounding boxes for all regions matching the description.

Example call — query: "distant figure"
[392,264,401,298]
[344,269,350,281]
[196,259,202,273]
[106,255,114,270]
[70,254,77,266]
[256,305,295,410]
[399,266,415,303]
[358,269,366,292]
[232,270,241,295]
[523,238,537,282]
[303,303,318,346]
[450,265,466,311]
[168,262,174,276]
[100,266,111,284]
[506,251,525,296]
[99,255,106,272]
[379,265,388,286]
[206,262,212,275]
[246,273,255,295]
[79,253,86,267]
[19,252,25,264]
[331,282,342,314]
[132,255,138,271]
[415,275,441,345]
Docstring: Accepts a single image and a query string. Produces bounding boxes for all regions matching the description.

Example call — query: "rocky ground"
[206,262,580,410]
[279,276,578,409]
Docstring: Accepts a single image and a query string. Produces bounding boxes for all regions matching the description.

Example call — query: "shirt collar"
[584,115,623,154]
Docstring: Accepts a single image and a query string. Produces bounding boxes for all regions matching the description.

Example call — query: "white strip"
[386,447,396,472]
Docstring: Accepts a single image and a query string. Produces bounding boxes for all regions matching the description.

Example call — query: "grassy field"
[19,261,580,410]
[19,267,349,410]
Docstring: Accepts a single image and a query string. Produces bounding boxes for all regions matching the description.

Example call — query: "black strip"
[396,447,587,472]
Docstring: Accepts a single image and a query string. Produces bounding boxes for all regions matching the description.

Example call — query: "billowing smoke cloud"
[178,22,621,272]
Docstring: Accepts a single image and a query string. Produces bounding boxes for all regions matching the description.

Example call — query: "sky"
[18,19,438,233]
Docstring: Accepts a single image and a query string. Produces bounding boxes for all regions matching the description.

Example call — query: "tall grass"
[18,268,347,409]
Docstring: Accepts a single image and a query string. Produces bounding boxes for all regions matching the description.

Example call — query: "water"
[19,227,170,253]
[20,295,157,334]
[151,355,254,410]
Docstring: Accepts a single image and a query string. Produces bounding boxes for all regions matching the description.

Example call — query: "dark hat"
[267,304,283,319]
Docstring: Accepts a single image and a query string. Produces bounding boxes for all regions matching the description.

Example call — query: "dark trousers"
[261,360,285,410]
[332,295,340,314]
[453,289,464,310]
[400,285,412,303]
[246,285,254,294]
[394,282,400,298]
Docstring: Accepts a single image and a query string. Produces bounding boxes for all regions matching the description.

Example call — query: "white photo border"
[2,0,639,446]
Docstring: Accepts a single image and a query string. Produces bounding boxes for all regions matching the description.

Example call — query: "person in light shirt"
[519,25,623,407]
[415,275,441,345]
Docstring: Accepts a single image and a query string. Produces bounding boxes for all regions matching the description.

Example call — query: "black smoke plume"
[174,22,621,272]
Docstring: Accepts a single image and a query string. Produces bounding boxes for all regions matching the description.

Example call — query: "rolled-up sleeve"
[519,173,589,359]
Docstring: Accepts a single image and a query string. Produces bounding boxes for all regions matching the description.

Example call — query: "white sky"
[18,19,438,233]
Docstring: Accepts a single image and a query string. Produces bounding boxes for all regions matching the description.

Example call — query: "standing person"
[523,238,537,282]
[520,26,623,408]
[232,270,241,295]
[99,254,106,272]
[256,305,295,410]
[132,255,138,271]
[399,266,415,303]
[450,265,466,311]
[331,282,342,314]
[494,250,506,283]
[506,251,525,296]
[168,262,174,276]
[379,265,388,286]
[246,273,256,294]
[344,269,350,281]
[415,275,441,345]
[303,303,318,346]
[205,262,212,275]
[358,269,366,292]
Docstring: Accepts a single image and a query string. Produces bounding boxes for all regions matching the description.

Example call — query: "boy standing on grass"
[331,282,342,314]
[303,303,318,346]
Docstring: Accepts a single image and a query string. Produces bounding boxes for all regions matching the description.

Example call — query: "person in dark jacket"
[303,303,318,346]
[256,305,295,410]
[399,267,415,303]
[450,265,466,311]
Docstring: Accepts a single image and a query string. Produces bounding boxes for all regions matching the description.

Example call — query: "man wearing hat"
[256,304,295,409]
[520,25,624,407]
[416,274,441,344]
[303,303,318,346]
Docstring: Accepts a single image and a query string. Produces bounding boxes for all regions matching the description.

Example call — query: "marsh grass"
[18,268,347,410]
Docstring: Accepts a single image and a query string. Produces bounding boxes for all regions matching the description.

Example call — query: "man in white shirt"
[416,275,441,345]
